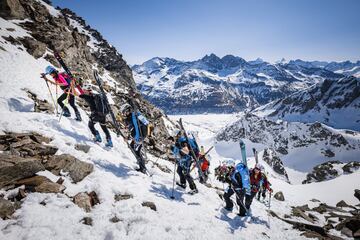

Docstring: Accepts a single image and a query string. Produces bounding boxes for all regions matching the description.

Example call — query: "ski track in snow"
[0,16,357,240]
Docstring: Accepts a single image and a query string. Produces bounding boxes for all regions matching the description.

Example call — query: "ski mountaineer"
[257,171,272,201]
[249,163,273,203]
[215,162,251,216]
[120,103,149,174]
[170,130,198,194]
[198,146,210,183]
[41,66,82,121]
[80,84,112,147]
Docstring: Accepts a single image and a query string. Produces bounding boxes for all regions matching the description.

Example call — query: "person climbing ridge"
[80,84,112,147]
[170,130,198,194]
[120,103,149,174]
[41,66,82,121]
[215,162,251,216]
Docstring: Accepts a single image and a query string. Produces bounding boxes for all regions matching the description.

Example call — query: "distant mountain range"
[132,54,360,114]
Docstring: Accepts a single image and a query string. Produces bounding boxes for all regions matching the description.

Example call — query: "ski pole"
[55,84,58,115]
[170,159,177,199]
[43,77,59,115]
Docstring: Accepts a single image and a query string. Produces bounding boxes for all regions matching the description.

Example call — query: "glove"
[40,73,46,78]
[269,188,273,193]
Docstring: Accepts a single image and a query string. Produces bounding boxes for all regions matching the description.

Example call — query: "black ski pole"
[170,159,177,199]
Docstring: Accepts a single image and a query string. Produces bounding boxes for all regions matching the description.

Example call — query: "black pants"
[130,141,146,171]
[58,92,80,115]
[89,114,111,140]
[257,188,266,200]
[177,165,196,190]
[223,187,257,215]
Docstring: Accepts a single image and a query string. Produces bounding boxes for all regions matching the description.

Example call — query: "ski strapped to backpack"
[177,118,206,181]
[93,70,151,175]
[239,139,247,166]
[252,148,259,164]
[53,51,83,96]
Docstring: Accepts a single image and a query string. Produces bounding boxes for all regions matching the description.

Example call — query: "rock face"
[0,0,171,152]
[262,148,289,181]
[303,160,360,184]
[0,0,26,20]
[355,189,360,202]
[44,154,93,183]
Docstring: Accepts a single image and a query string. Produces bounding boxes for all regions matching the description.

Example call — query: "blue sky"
[53,0,360,65]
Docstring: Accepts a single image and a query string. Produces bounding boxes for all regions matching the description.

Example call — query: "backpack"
[132,112,149,141]
[94,94,110,116]
[231,163,251,194]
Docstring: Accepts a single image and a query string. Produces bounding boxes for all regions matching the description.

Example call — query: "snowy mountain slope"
[0,37,358,238]
[255,76,360,131]
[215,113,360,184]
[132,54,354,114]
[0,26,343,240]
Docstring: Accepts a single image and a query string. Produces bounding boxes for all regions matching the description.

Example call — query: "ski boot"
[188,188,198,195]
[75,110,82,122]
[94,132,102,143]
[105,138,113,148]
[223,206,233,212]
[176,182,186,189]
[62,107,71,117]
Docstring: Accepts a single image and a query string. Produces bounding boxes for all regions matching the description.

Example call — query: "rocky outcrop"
[25,89,54,113]
[274,191,285,201]
[0,154,45,188]
[303,160,360,184]
[0,0,26,20]
[0,0,171,153]
[262,148,289,181]
[0,132,93,188]
[73,191,99,212]
[44,154,93,183]
[142,201,157,211]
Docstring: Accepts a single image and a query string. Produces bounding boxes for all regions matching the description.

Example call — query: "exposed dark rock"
[74,144,90,153]
[0,0,27,19]
[0,132,57,158]
[0,153,45,188]
[262,148,289,181]
[355,189,360,202]
[291,207,315,223]
[34,181,65,193]
[114,193,133,202]
[342,161,360,174]
[274,191,285,201]
[110,216,121,223]
[25,89,54,113]
[336,200,351,208]
[312,204,327,214]
[44,154,93,183]
[81,217,93,226]
[303,161,343,184]
[0,198,16,219]
[142,201,157,211]
[18,36,46,58]
[73,192,92,212]
[310,198,321,203]
[73,191,99,212]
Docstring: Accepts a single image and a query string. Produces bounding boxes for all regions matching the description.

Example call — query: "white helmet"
[255,163,264,171]
[120,103,132,114]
